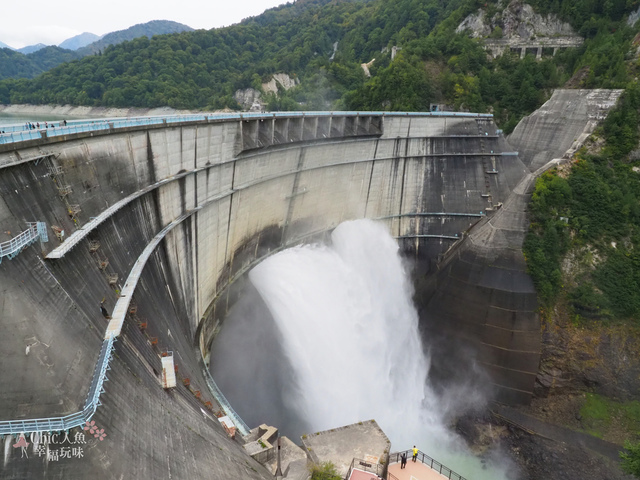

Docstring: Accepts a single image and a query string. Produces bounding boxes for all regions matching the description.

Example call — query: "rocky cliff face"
[261,73,299,95]
[457,0,579,40]
[234,73,299,111]
[234,88,263,111]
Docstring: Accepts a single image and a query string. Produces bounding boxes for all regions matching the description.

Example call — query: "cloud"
[1,0,288,49]
[3,25,81,49]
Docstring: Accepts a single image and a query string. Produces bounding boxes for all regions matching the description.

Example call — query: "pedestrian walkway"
[492,404,623,461]
[385,450,466,480]
[387,461,451,480]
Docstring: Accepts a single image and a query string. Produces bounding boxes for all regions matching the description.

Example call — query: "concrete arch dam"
[0,98,617,478]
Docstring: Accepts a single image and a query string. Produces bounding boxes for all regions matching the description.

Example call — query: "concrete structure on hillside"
[0,97,620,478]
[457,0,585,60]
[483,37,584,59]
[302,420,390,478]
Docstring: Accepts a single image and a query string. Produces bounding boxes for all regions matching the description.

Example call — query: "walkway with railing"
[386,450,468,480]
[201,358,250,436]
[0,222,47,263]
[0,201,237,436]
[0,337,115,436]
[345,457,387,480]
[0,111,494,146]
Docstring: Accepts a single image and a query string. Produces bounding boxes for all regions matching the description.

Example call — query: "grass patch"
[580,393,611,437]
[580,393,640,440]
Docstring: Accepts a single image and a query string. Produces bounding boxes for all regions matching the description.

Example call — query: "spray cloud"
[212,219,515,479]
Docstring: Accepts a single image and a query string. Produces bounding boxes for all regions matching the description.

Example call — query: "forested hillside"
[524,85,640,322]
[0,20,194,82]
[0,46,80,81]
[0,0,637,121]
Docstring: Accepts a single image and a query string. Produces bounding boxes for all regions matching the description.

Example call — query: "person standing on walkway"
[412,446,418,462]
[400,452,407,469]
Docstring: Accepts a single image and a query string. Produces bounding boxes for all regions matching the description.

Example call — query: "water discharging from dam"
[212,219,513,479]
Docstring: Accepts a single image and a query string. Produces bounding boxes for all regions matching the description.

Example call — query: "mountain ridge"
[59,32,102,50]
[0,19,194,81]
[77,20,193,56]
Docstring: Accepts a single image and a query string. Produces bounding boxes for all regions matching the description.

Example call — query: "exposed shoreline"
[0,103,203,118]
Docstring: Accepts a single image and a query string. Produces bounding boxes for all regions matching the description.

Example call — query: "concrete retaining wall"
[0,113,527,479]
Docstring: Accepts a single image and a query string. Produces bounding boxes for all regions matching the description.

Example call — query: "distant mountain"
[0,46,80,81]
[0,20,192,81]
[0,48,41,80]
[59,32,101,51]
[77,20,194,56]
[18,43,47,54]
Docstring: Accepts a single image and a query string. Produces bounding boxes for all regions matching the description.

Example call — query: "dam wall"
[0,112,527,478]
[418,89,622,404]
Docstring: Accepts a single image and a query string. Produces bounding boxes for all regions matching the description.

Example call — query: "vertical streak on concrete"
[147,131,165,239]
[397,136,410,237]
[415,154,427,256]
[126,134,138,187]
[192,126,199,330]
[223,159,236,269]
[363,139,380,218]
[180,127,184,171]
[179,177,187,214]
[146,131,157,184]
[281,148,306,244]
[193,211,200,339]
[270,117,275,145]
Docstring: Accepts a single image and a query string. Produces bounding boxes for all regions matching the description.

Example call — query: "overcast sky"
[2,0,288,49]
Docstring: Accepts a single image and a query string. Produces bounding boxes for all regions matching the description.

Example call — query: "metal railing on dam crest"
[0,110,492,146]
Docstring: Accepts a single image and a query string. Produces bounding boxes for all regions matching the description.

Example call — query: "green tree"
[621,440,640,478]
[310,462,342,480]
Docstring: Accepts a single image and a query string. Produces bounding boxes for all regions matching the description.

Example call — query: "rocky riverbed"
[455,306,640,480]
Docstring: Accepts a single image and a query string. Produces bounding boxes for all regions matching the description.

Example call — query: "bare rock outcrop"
[234,73,299,111]
[261,73,299,95]
[457,0,579,41]
[234,88,263,111]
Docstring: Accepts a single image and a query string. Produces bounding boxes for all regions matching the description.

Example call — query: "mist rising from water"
[213,219,515,479]
[250,220,434,445]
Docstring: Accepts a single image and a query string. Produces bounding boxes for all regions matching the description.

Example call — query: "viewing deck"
[386,461,451,480]
[346,450,466,480]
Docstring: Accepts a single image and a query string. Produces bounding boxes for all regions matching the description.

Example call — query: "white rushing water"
[249,219,514,479]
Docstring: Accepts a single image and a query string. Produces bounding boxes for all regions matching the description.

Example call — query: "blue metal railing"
[201,359,250,436]
[0,111,494,146]
[388,450,468,480]
[83,337,116,414]
[0,337,115,435]
[344,457,386,480]
[0,222,45,264]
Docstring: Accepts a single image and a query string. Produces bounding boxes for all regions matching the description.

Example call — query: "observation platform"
[385,450,466,480]
[345,449,465,480]
[302,420,391,478]
[386,461,450,480]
